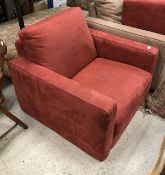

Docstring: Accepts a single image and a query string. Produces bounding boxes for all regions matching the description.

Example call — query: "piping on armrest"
[90,28,159,75]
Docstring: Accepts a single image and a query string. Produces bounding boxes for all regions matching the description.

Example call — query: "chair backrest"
[18,7,97,78]
[122,0,165,35]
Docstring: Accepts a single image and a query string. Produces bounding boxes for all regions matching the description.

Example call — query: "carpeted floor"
[0,78,165,175]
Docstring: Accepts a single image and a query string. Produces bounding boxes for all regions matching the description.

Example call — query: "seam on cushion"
[91,33,156,57]
[87,19,165,43]
[11,62,114,117]
[71,56,98,79]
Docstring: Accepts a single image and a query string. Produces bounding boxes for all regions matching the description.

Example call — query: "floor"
[0,78,165,175]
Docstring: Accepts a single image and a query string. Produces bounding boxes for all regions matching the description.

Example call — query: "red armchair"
[9,7,159,161]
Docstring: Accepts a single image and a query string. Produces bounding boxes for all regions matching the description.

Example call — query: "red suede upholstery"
[90,29,158,75]
[73,58,152,123]
[9,8,159,161]
[9,57,117,161]
[15,39,25,56]
[123,0,165,35]
[18,8,97,78]
[73,58,151,144]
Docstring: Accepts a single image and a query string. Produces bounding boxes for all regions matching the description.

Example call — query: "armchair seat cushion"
[73,57,151,127]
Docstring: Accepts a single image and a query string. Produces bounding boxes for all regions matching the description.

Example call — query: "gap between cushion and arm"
[90,28,159,75]
[9,57,117,161]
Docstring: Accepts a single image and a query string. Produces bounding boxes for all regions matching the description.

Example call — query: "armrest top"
[90,28,159,57]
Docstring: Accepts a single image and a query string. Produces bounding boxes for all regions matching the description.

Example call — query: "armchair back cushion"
[18,7,97,78]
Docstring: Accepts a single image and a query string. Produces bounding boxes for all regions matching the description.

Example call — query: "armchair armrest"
[9,57,117,161]
[90,28,159,75]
